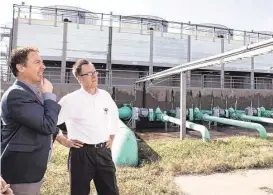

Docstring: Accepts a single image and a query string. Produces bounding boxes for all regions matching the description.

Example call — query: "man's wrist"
[56,134,68,146]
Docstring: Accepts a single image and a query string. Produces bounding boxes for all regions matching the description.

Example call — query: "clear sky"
[0,0,272,32]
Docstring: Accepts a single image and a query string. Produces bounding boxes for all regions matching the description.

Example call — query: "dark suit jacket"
[1,80,61,184]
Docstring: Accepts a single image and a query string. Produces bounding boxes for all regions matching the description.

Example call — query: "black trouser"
[68,143,119,195]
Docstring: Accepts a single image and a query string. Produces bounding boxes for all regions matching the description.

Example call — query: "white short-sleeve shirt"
[57,88,119,144]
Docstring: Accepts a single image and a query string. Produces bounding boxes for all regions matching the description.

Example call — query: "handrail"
[13,4,273,41]
[1,70,272,89]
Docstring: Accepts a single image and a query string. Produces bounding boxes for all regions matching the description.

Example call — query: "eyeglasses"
[80,71,98,77]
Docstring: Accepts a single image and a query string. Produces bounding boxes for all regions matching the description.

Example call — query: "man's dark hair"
[72,59,91,78]
[10,47,39,77]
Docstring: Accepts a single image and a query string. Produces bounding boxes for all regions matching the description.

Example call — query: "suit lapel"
[15,80,43,105]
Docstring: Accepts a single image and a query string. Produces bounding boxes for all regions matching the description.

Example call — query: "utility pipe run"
[161,114,210,141]
[203,114,267,139]
[240,114,273,124]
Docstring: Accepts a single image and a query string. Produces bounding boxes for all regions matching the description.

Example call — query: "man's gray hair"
[72,59,91,78]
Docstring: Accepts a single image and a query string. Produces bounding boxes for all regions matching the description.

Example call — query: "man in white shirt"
[56,59,119,195]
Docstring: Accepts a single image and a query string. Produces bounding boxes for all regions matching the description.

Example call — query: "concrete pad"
[174,169,273,195]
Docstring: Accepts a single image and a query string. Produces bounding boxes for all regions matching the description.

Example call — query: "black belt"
[84,142,107,148]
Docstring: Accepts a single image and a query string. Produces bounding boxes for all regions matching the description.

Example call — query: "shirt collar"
[17,79,40,94]
[80,87,99,96]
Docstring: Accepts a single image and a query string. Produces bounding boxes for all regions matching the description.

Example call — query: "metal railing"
[1,5,272,91]
[1,68,272,90]
[12,4,273,42]
[6,4,272,74]
[152,74,273,90]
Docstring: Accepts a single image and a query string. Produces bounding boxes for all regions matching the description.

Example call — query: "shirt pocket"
[95,106,110,129]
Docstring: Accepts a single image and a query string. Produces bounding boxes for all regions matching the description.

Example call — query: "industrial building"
[1,4,273,110]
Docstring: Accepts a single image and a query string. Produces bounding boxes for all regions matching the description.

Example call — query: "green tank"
[111,120,138,166]
[118,104,132,120]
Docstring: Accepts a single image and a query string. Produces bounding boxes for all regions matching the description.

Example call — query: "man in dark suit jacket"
[0,47,61,195]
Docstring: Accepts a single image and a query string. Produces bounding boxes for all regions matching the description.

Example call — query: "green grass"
[41,136,273,195]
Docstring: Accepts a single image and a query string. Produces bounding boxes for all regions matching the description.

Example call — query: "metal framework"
[135,38,273,140]
[135,38,273,83]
